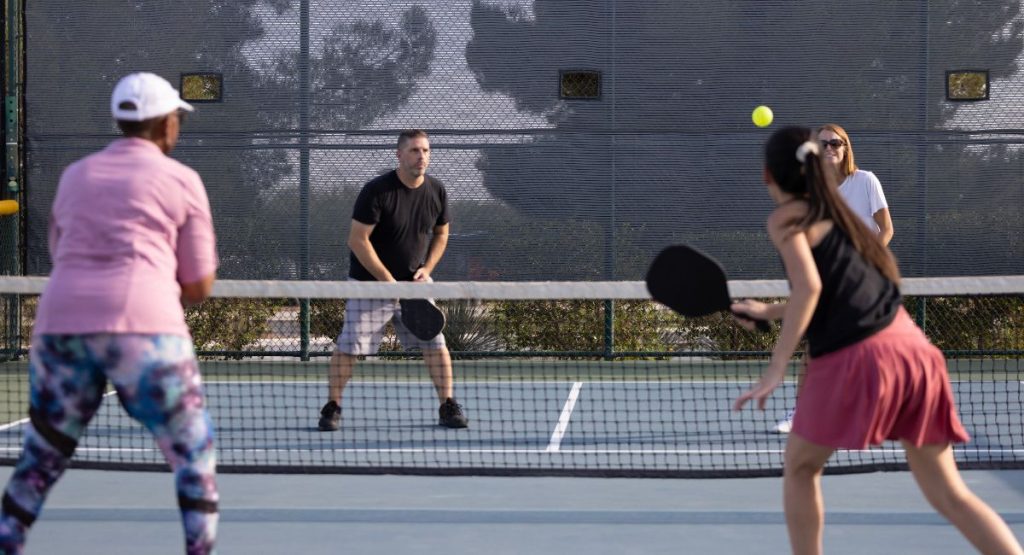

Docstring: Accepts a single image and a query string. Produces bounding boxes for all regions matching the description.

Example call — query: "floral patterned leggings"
[0,334,218,555]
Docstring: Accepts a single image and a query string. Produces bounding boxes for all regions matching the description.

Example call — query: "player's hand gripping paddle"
[646,245,771,333]
[400,298,446,341]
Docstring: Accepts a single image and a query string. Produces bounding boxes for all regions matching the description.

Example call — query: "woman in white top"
[773,123,894,433]
[818,123,893,245]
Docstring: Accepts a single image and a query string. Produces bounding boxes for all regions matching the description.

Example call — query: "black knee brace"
[178,495,218,514]
[28,407,77,459]
[2,492,35,528]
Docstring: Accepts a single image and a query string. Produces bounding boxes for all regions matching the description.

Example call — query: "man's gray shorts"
[335,298,446,355]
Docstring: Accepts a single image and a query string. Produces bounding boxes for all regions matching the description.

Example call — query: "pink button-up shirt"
[35,138,218,336]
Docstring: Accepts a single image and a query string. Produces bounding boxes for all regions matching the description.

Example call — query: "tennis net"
[1,276,1022,477]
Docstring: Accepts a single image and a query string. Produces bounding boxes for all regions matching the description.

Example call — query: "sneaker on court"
[772,408,795,434]
[318,400,341,431]
[438,398,469,429]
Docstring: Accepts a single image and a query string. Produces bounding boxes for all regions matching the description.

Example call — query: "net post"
[1,293,17,361]
[2,0,23,360]
[603,299,614,359]
[299,298,310,361]
[4,0,22,201]
[916,297,928,336]
[297,0,310,362]
[3,0,24,279]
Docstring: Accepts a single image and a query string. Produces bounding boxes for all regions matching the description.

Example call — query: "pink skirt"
[791,307,970,449]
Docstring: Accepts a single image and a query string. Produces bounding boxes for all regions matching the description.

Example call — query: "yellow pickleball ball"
[752,105,773,128]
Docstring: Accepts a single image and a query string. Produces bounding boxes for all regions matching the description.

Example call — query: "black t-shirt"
[805,226,902,357]
[348,170,449,281]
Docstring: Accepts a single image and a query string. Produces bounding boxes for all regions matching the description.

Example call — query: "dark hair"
[116,114,168,138]
[765,126,899,283]
[397,129,429,149]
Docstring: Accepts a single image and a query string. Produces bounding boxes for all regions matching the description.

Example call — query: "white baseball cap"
[111,72,194,121]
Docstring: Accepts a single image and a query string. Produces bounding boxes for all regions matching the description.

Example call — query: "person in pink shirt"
[0,73,220,555]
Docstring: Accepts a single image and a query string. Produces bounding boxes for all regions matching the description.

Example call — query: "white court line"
[202,379,786,387]
[202,379,1011,385]
[0,417,27,432]
[204,380,769,385]
[0,390,117,432]
[545,381,583,452]
[1,447,1019,456]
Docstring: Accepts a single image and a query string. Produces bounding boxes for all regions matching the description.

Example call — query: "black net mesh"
[1,278,1021,477]
[15,1,1024,280]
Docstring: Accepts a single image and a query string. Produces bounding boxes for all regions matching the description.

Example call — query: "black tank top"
[805,225,902,357]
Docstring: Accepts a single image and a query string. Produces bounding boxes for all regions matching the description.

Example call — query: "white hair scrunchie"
[795,140,819,164]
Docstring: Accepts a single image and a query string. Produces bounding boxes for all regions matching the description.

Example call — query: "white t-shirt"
[838,169,887,233]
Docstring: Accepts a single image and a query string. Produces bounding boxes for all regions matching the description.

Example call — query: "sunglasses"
[820,139,845,149]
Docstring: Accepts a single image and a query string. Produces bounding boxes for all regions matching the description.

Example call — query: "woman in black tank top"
[728,127,1021,555]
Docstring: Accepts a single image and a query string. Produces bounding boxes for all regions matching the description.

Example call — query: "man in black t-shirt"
[318,130,468,431]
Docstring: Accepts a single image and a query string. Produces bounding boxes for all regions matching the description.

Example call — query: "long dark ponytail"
[765,126,900,284]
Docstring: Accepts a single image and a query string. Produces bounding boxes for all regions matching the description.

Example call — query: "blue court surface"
[1,360,1022,552]
[1,467,1022,554]
[2,362,1021,475]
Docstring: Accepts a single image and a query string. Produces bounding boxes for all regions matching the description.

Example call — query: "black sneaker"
[318,400,341,431]
[438,397,469,429]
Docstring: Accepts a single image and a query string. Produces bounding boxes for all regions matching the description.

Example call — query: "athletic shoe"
[318,400,341,431]
[438,397,469,429]
[772,408,794,434]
